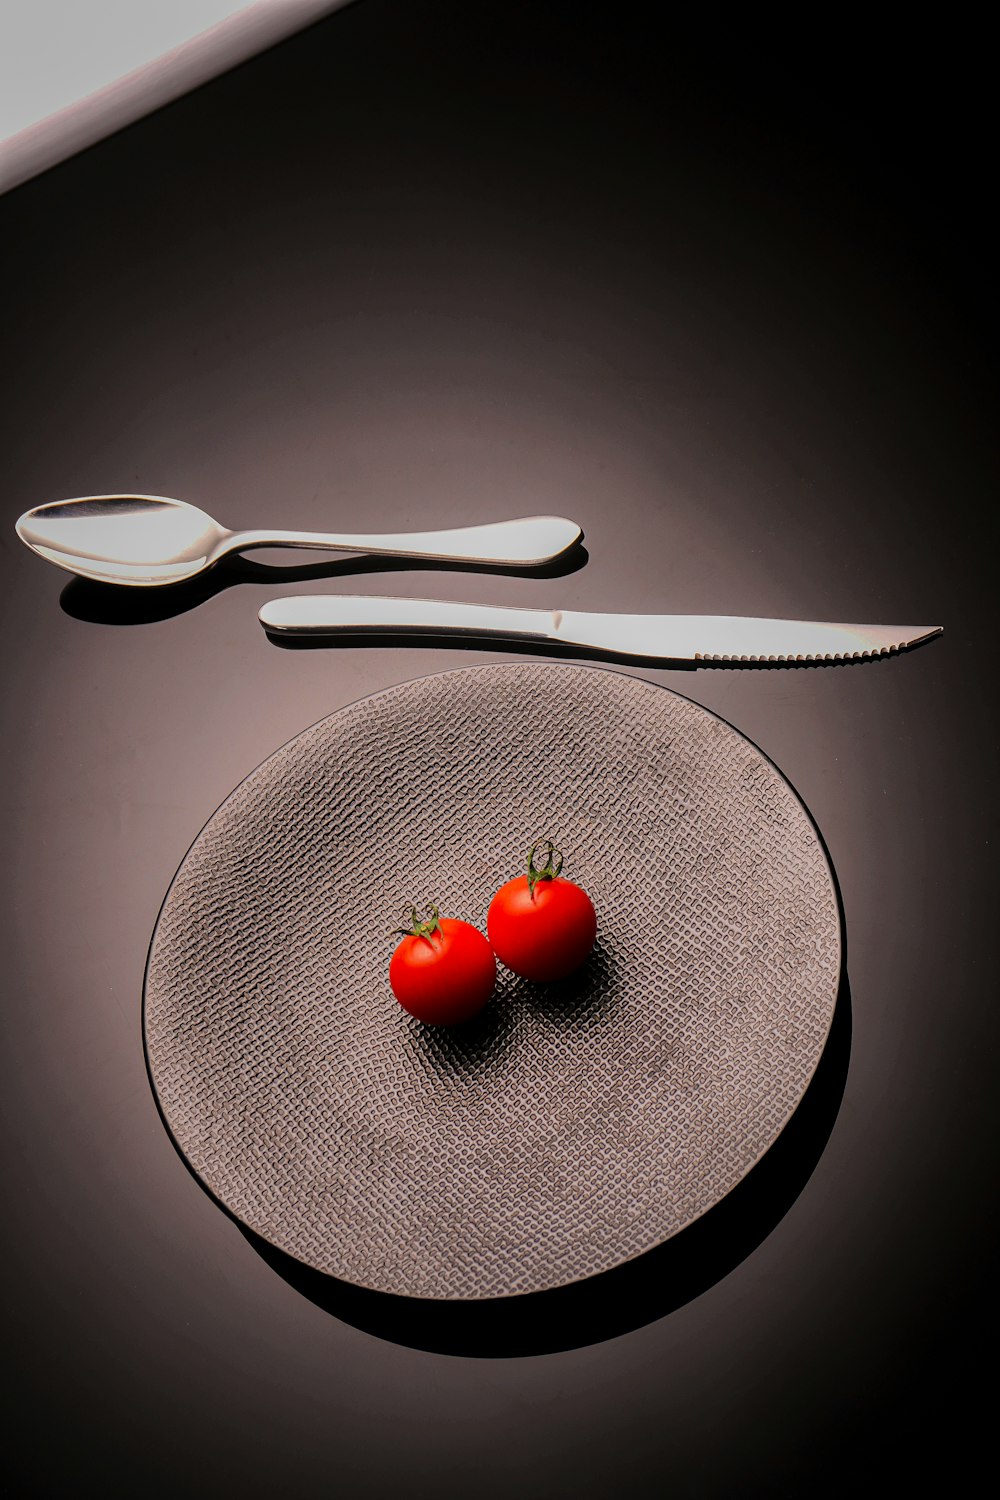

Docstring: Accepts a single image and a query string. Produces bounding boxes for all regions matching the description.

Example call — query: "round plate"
[144,663,840,1300]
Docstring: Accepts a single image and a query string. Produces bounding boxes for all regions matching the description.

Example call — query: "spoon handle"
[224,515,582,567]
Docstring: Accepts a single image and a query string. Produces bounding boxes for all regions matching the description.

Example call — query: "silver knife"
[257,595,942,663]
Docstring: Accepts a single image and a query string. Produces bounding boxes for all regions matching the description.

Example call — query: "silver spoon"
[14,493,584,588]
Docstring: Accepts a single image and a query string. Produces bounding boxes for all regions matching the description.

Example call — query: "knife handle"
[258,594,558,642]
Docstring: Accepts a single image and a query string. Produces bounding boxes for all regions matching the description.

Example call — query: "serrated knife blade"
[258,595,942,664]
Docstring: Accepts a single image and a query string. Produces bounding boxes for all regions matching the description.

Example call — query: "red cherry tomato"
[487,840,597,982]
[389,904,496,1024]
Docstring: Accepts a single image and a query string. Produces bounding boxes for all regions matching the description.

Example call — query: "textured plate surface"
[144,663,841,1299]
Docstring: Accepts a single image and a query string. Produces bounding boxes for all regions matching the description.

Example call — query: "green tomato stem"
[526,838,564,898]
[392,903,442,943]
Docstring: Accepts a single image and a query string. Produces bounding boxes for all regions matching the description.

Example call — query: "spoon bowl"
[17,495,227,586]
[15,494,584,588]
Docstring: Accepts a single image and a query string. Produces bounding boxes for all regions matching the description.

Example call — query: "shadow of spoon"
[58,544,590,626]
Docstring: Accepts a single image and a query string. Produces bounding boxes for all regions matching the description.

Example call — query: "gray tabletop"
[2,3,994,1495]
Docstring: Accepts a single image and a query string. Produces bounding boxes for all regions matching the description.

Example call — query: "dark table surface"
[2,4,995,1495]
